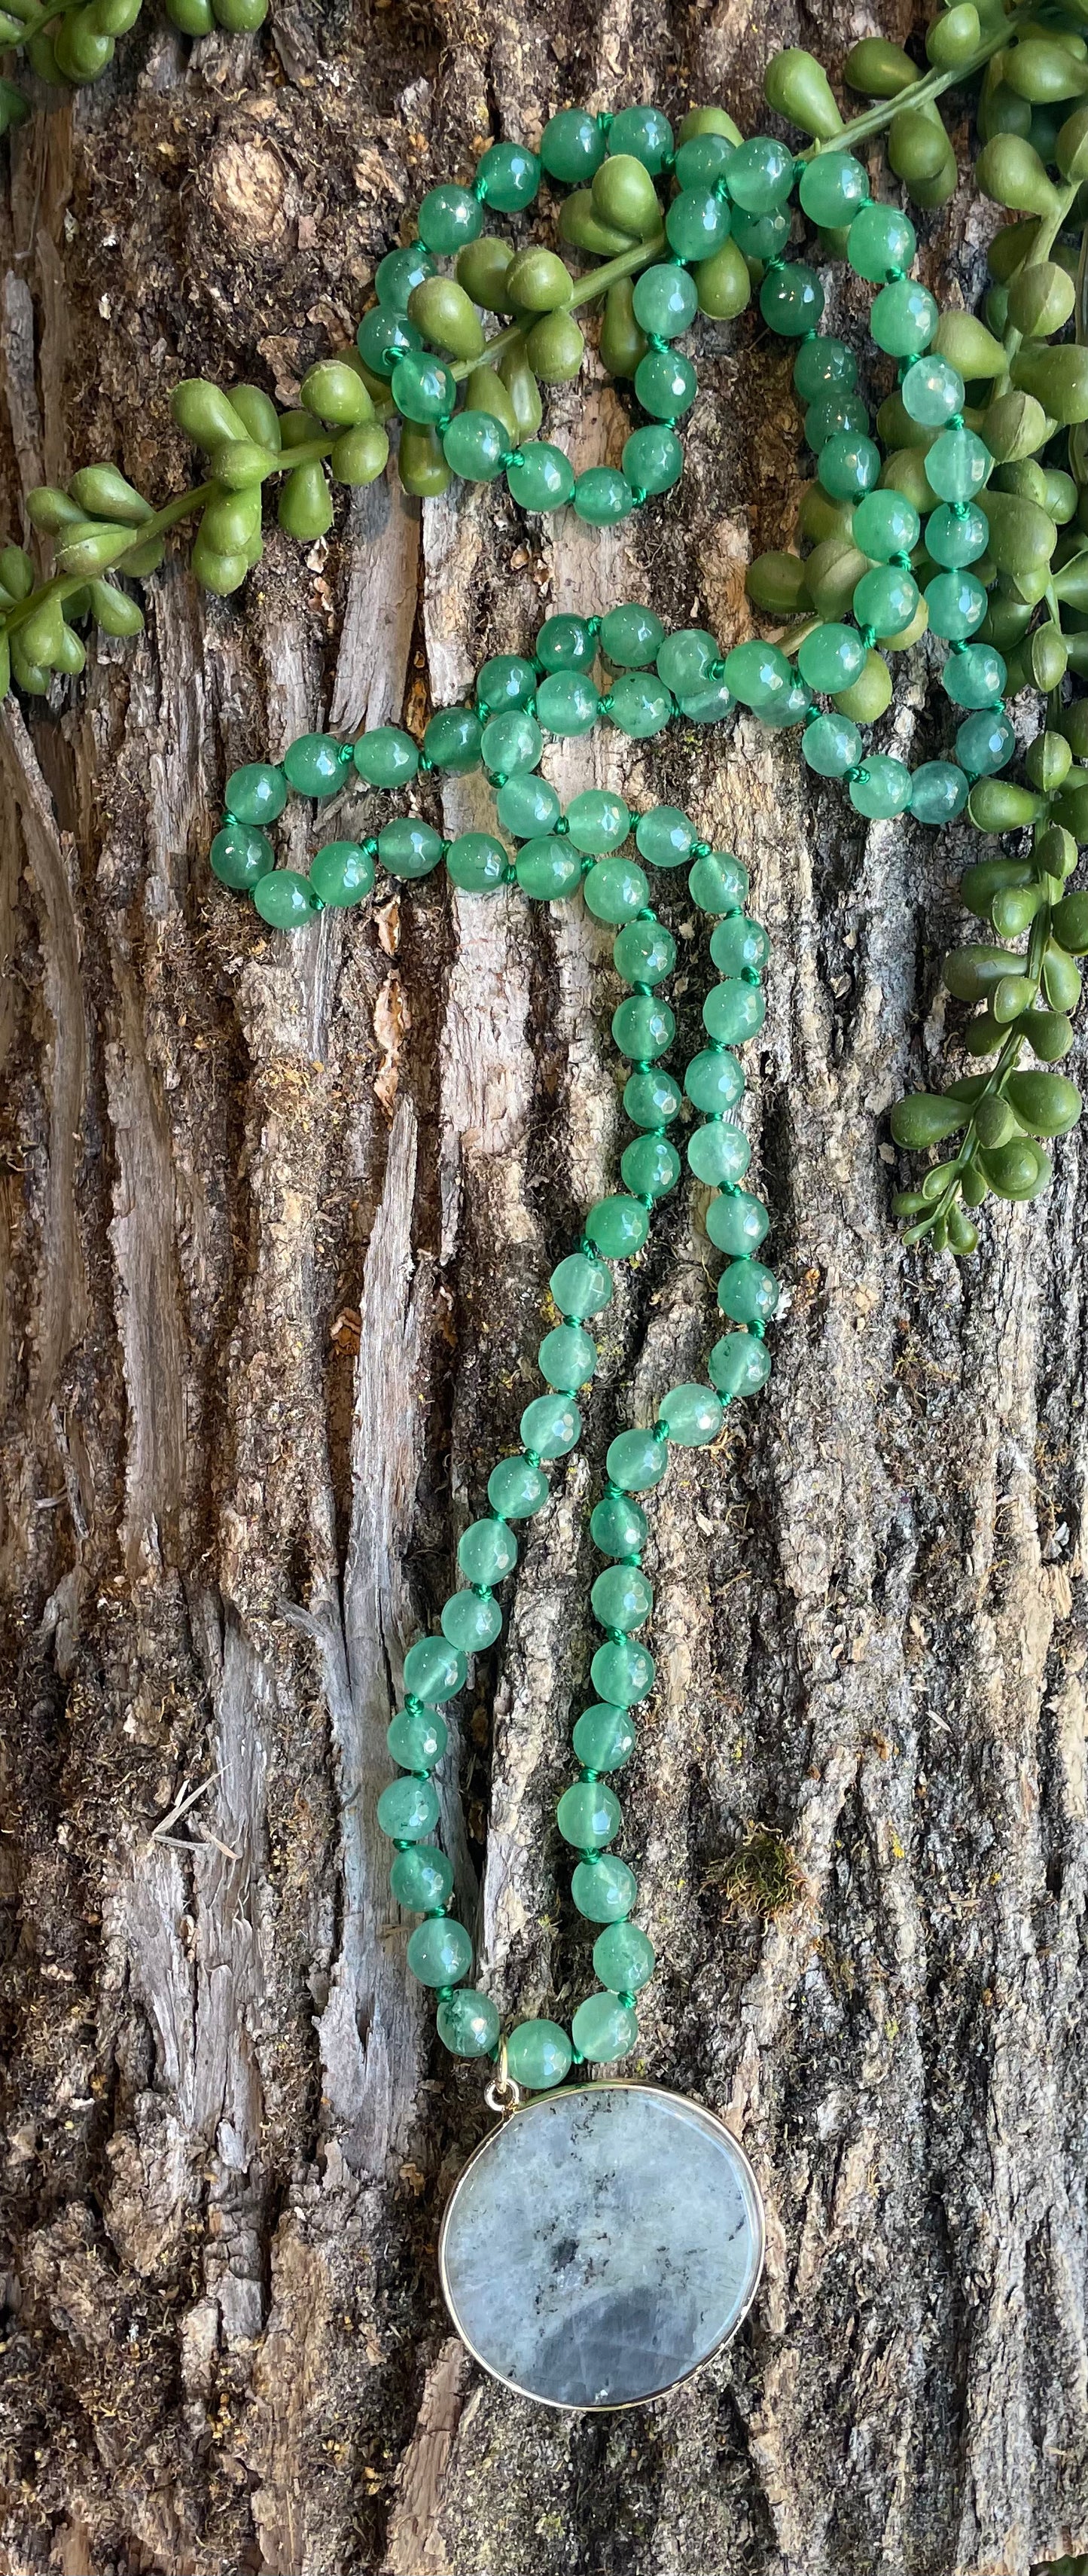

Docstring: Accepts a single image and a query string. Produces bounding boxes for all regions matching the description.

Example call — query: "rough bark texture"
[1,2,1087,2571]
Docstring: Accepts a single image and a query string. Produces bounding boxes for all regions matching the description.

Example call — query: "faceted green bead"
[253,870,320,928]
[599,606,663,671]
[356,309,423,378]
[926,501,987,567]
[505,2018,573,2089]
[605,1427,669,1492]
[721,205,789,261]
[309,840,375,907]
[376,1774,440,1840]
[818,431,881,500]
[636,805,694,867]
[515,837,583,901]
[903,358,965,435]
[353,724,419,788]
[417,184,483,255]
[459,1516,517,1585]
[684,1045,743,1114]
[797,149,869,226]
[390,1843,453,1910]
[437,1987,501,2057]
[407,1914,473,1987]
[623,1068,683,1128]
[573,467,635,528]
[634,349,697,419]
[727,134,796,214]
[852,489,921,561]
[689,852,750,913]
[476,140,541,210]
[910,761,969,822]
[520,1392,581,1458]
[805,392,870,452]
[632,262,699,339]
[538,1323,597,1389]
[593,1920,655,1992]
[572,1701,637,1771]
[591,1562,653,1629]
[925,571,987,639]
[803,712,863,778]
[687,1120,751,1186]
[677,674,733,723]
[675,131,734,187]
[506,441,576,512]
[706,1188,769,1255]
[608,104,674,170]
[487,1454,549,1517]
[620,1132,681,1200]
[613,919,676,983]
[608,672,673,736]
[870,278,938,357]
[666,184,731,260]
[387,1704,447,1768]
[846,199,916,281]
[943,643,1006,706]
[556,1779,622,1849]
[441,1587,502,1651]
[226,761,287,826]
[445,831,510,893]
[283,732,343,798]
[612,995,675,1059]
[377,819,445,879]
[659,1382,724,1446]
[550,1251,613,1318]
[797,621,867,694]
[849,754,913,819]
[536,670,601,736]
[571,1992,638,2063]
[853,565,919,636]
[592,1637,654,1704]
[376,244,434,311]
[656,627,717,695]
[925,428,992,505]
[758,679,812,732]
[710,915,768,977]
[211,821,274,889]
[703,979,766,1044]
[718,1258,779,1323]
[443,410,509,483]
[566,788,632,853]
[423,704,483,772]
[477,653,538,714]
[498,773,561,837]
[404,1636,466,1702]
[583,856,648,922]
[760,261,825,337]
[958,710,1015,773]
[541,108,606,185]
[723,639,793,712]
[571,1852,637,1922]
[590,1492,648,1562]
[535,613,595,672]
[708,1331,772,1398]
[623,423,684,494]
[793,335,856,401]
[480,710,541,778]
[392,352,456,425]
[586,1196,650,1261]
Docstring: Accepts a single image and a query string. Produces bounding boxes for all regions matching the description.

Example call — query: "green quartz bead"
[583,856,648,922]
[392,353,456,425]
[797,148,869,225]
[446,832,510,894]
[377,819,445,879]
[613,919,676,983]
[376,1774,440,1840]
[480,709,541,776]
[760,262,825,337]
[846,199,916,281]
[566,790,632,853]
[849,754,913,819]
[535,613,595,672]
[926,428,992,504]
[506,442,576,513]
[709,1331,772,1398]
[656,627,717,695]
[659,1382,724,1446]
[541,108,606,185]
[550,1251,613,1318]
[586,1196,650,1261]
[253,871,319,928]
[870,278,938,357]
[459,1516,517,1584]
[958,710,1015,772]
[437,1987,501,2057]
[805,393,870,453]
[572,1702,637,1771]
[538,1323,597,1389]
[607,673,672,737]
[476,139,541,210]
[376,244,434,311]
[727,133,796,213]
[623,423,684,494]
[353,725,419,788]
[592,1637,655,1705]
[536,671,601,736]
[723,639,793,712]
[571,1992,638,2063]
[441,1587,502,1651]
[719,1258,779,1323]
[590,1492,648,1556]
[356,309,423,378]
[852,565,919,636]
[417,184,483,255]
[926,501,988,567]
[901,354,964,427]
[943,644,1006,706]
[599,606,663,670]
[632,263,699,340]
[706,1189,769,1255]
[407,1915,474,1988]
[574,467,636,528]
[852,489,922,561]
[520,1392,581,1458]
[636,805,693,867]
[666,183,732,260]
[620,1133,681,1200]
[515,837,583,901]
[818,431,881,500]
[404,1636,466,1703]
[910,761,968,822]
[488,1454,549,1517]
[925,571,987,639]
[608,104,675,170]
[226,761,287,825]
[797,621,867,694]
[390,1844,453,1910]
[687,1120,751,1186]
[684,1046,743,1114]
[572,1853,637,1922]
[794,335,857,400]
[703,979,766,1044]
[211,821,274,890]
[283,732,343,798]
[498,773,561,837]
[675,130,735,184]
[689,852,750,914]
[309,841,375,907]
[624,1069,683,1128]
[505,2019,573,2089]
[612,995,675,1059]
[593,1920,655,1992]
[591,1563,654,1629]
[423,705,483,773]
[803,712,862,777]
[387,1706,448,1770]
[477,653,538,714]
[605,1427,669,1492]
[711,915,769,977]
[556,1779,622,1849]
[442,411,509,483]
[634,349,697,420]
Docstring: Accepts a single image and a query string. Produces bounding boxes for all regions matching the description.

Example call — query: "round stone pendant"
[439,2081,764,2410]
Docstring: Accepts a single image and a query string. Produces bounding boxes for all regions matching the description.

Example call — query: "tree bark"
[2,3,1087,2571]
